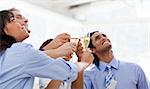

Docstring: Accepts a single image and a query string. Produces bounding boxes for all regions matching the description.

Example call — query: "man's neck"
[96,50,113,63]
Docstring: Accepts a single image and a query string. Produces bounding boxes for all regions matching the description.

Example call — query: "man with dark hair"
[84,31,149,89]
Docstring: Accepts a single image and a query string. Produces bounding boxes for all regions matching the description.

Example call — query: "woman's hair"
[39,39,53,50]
[88,31,100,67]
[0,10,16,51]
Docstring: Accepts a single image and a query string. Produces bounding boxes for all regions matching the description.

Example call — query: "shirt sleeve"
[11,43,78,82]
[84,70,93,89]
[136,65,149,89]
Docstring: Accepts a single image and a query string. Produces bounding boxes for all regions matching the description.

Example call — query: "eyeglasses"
[9,16,16,22]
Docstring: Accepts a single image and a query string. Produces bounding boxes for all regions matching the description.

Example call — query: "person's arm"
[137,65,149,89]
[43,42,76,59]
[45,80,62,89]
[43,49,62,59]
[16,43,78,82]
[71,49,94,89]
[71,69,84,89]
[42,33,70,50]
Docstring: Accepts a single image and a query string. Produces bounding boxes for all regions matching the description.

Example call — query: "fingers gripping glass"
[71,33,90,48]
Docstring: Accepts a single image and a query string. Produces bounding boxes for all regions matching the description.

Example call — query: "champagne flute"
[70,33,90,62]
[83,33,90,48]
[80,33,90,48]
[71,36,90,48]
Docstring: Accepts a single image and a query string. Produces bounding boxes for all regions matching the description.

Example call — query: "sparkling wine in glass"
[80,33,90,48]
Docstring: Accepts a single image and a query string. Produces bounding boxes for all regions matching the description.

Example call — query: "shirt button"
[67,77,70,80]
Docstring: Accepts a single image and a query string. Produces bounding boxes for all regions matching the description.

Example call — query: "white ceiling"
[26,0,96,8]
[25,0,97,17]
[23,0,150,26]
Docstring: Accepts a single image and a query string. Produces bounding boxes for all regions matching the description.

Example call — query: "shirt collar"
[98,57,119,72]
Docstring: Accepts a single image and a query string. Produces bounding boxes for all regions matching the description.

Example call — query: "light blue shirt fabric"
[0,43,78,89]
[84,58,149,89]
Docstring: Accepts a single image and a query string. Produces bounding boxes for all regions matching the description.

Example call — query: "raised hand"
[44,42,77,59]
[80,48,94,64]
[55,42,77,57]
[76,40,83,62]
[43,33,71,50]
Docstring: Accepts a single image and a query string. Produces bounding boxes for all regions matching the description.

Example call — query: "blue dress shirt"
[84,58,149,89]
[0,43,78,89]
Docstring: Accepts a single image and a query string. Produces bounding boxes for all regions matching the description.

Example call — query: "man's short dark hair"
[88,31,100,68]
[88,31,98,48]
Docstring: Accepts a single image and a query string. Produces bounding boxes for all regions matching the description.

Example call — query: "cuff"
[63,61,78,82]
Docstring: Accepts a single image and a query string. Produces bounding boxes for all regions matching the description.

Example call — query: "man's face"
[11,10,30,33]
[91,31,112,53]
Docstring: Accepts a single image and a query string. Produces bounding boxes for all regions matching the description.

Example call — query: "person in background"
[0,9,92,89]
[84,31,149,89]
[39,34,93,89]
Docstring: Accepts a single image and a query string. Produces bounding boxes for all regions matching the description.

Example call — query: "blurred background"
[0,0,150,88]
